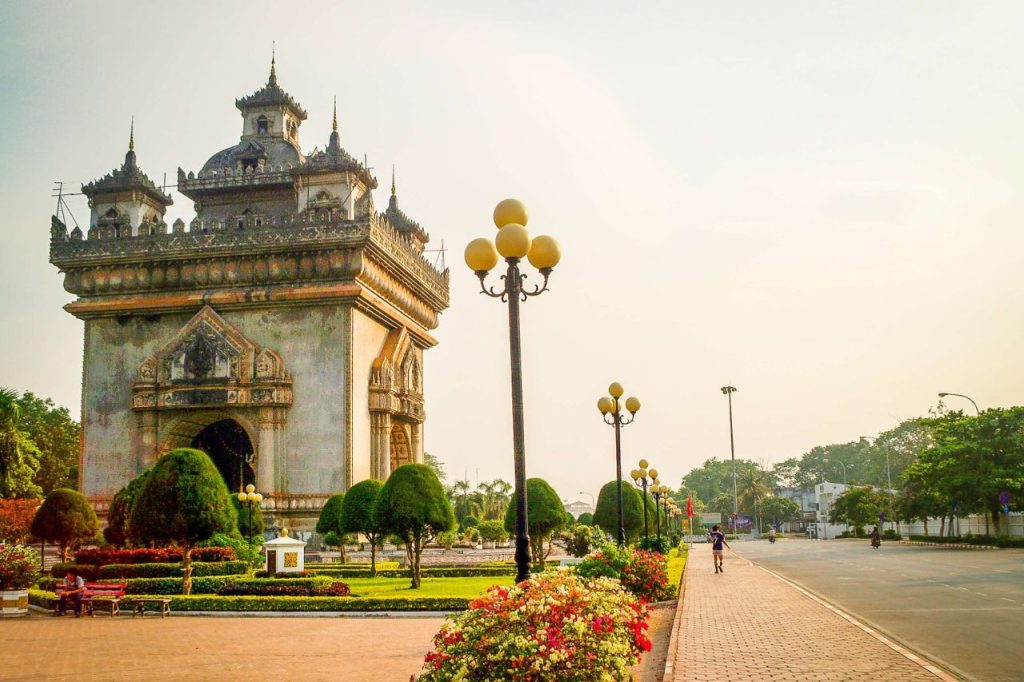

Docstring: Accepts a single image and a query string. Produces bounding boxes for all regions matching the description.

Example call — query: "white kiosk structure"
[263,528,306,575]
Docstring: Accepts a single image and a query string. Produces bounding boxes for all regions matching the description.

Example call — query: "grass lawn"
[667,547,687,595]
[344,575,514,599]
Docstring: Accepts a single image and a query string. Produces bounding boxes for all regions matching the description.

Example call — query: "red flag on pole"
[686,495,694,518]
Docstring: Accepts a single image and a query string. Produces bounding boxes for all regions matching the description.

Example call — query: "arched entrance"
[191,418,255,493]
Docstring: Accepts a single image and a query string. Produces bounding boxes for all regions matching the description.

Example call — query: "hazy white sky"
[2,2,1022,503]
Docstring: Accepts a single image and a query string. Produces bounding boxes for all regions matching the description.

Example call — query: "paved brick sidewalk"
[667,545,949,681]
[0,614,443,681]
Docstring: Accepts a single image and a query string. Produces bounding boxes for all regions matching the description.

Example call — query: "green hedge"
[29,589,468,612]
[308,566,516,579]
[51,561,249,580]
[304,561,400,571]
[37,575,243,595]
[907,534,1024,548]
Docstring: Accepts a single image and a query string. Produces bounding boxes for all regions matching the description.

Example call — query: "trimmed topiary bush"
[576,511,595,526]
[340,479,385,575]
[128,448,237,594]
[593,480,646,543]
[316,493,349,563]
[503,477,566,564]
[376,463,454,588]
[30,489,99,561]
[103,470,150,547]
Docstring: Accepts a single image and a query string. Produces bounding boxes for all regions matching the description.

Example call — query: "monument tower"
[49,58,450,530]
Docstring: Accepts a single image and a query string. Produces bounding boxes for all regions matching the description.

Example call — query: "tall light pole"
[578,491,596,512]
[236,484,263,546]
[938,392,980,415]
[465,198,562,584]
[721,386,738,537]
[861,435,897,534]
[822,459,849,486]
[598,384,641,546]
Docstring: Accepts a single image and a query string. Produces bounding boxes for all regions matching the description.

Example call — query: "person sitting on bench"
[57,569,86,617]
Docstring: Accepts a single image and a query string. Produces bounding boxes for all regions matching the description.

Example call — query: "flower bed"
[50,561,249,580]
[575,545,672,602]
[37,575,241,595]
[217,577,350,597]
[74,547,236,564]
[29,589,469,612]
[419,571,651,680]
[305,567,516,579]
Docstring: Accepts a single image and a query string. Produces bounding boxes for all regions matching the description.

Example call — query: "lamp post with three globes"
[631,461,657,543]
[598,384,640,547]
[464,198,561,584]
[236,484,263,546]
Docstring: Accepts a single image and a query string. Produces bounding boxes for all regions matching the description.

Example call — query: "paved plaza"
[668,544,952,681]
[738,539,1024,682]
[0,615,444,681]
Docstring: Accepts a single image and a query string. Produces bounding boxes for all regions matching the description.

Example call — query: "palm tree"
[0,388,42,498]
[737,468,772,533]
[449,479,482,522]
[477,479,512,520]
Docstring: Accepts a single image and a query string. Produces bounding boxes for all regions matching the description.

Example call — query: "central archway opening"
[190,418,254,493]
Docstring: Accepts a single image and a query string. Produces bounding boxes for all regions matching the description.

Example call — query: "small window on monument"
[237,219,245,230]
[257,116,269,135]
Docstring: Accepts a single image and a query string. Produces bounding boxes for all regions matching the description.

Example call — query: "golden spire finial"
[391,165,396,196]
[332,96,338,133]
[269,41,277,84]
[129,116,135,151]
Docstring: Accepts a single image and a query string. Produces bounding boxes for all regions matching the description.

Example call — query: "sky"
[1,1,1023,505]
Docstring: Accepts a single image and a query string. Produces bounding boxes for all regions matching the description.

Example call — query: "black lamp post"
[236,484,263,546]
[465,199,561,584]
[598,384,641,546]
[651,485,667,544]
[630,461,657,543]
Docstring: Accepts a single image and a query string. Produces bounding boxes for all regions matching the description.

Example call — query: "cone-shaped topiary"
[503,477,566,564]
[593,480,646,544]
[316,493,348,563]
[376,464,453,588]
[104,469,151,547]
[128,448,236,594]
[341,479,384,575]
[30,488,98,561]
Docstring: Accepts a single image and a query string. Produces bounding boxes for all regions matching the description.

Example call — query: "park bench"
[130,598,172,618]
[53,582,127,617]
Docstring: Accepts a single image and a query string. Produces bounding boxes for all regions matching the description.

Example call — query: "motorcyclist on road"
[768,527,777,544]
[870,526,881,549]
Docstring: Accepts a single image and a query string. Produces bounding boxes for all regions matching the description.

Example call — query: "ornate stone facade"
[50,61,449,530]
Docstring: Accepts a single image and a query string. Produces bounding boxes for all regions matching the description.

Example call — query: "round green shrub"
[30,488,98,561]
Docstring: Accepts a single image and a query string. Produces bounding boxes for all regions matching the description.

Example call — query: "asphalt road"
[732,539,1024,682]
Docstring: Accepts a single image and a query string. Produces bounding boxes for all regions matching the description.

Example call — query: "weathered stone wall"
[351,309,390,483]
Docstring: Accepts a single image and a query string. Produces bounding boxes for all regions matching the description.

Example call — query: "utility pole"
[721,386,738,536]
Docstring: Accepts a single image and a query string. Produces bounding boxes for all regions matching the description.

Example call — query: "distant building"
[565,500,594,517]
[776,486,818,532]
[812,482,849,539]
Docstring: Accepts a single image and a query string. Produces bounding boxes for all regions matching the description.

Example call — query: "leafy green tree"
[323,530,342,549]
[128,448,236,594]
[341,479,385,575]
[476,519,508,544]
[30,488,98,561]
[459,515,480,531]
[424,451,448,486]
[772,458,801,488]
[104,469,151,547]
[476,479,512,520]
[503,477,566,564]
[577,511,595,526]
[16,392,80,495]
[738,468,773,531]
[316,493,349,563]
[376,463,454,588]
[593,480,647,543]
[910,408,1024,532]
[759,496,802,527]
[0,388,42,498]
[896,478,948,536]
[829,487,887,532]
[448,479,483,523]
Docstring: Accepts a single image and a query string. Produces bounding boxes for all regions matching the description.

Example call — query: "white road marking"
[1001,597,1016,603]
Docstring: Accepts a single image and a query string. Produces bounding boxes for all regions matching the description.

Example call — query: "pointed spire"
[391,165,397,196]
[332,96,338,132]
[269,41,277,86]
[124,117,138,170]
[129,116,135,151]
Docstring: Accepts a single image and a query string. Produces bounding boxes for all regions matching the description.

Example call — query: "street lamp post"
[598,384,641,546]
[465,198,562,584]
[861,435,898,534]
[631,461,657,543]
[822,459,849,486]
[938,392,980,415]
[236,484,263,546]
[721,386,739,538]
[651,485,667,545]
[578,491,596,513]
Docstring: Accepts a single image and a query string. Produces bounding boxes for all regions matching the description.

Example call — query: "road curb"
[661,547,689,682]
[899,541,998,550]
[739,553,962,681]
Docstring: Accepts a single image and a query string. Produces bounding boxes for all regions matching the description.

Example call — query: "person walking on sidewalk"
[709,524,731,573]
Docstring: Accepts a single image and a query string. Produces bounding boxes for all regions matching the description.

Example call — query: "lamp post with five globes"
[598,384,640,546]
[236,484,263,546]
[464,199,561,584]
